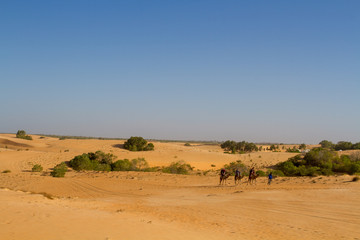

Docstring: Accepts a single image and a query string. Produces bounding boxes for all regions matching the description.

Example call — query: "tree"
[124,137,154,151]
[299,143,307,150]
[221,140,236,152]
[334,141,353,151]
[319,140,334,149]
[16,130,32,140]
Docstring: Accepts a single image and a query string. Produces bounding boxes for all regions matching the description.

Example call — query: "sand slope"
[0,134,359,240]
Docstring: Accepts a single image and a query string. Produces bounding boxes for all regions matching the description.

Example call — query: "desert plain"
[0,134,359,240]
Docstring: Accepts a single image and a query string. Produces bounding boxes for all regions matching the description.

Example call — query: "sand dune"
[0,134,359,240]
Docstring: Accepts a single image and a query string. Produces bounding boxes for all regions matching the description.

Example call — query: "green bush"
[270,170,285,177]
[124,137,154,151]
[223,160,248,175]
[184,143,191,146]
[256,170,267,177]
[51,162,67,177]
[162,161,194,174]
[111,159,132,171]
[68,151,116,171]
[277,148,360,176]
[32,164,43,172]
[16,130,32,140]
[111,158,150,171]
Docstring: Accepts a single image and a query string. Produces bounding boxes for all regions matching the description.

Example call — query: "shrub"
[68,151,115,171]
[223,160,248,175]
[32,164,43,172]
[124,137,154,151]
[256,170,267,177]
[270,170,285,177]
[16,130,32,140]
[51,162,67,177]
[69,154,94,171]
[319,140,335,149]
[2,169,11,173]
[111,159,132,171]
[184,143,191,146]
[352,176,360,182]
[162,161,194,174]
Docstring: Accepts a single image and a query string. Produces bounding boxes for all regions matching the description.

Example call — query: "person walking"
[268,172,273,185]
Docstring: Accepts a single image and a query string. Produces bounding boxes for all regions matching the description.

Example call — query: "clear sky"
[1,0,359,143]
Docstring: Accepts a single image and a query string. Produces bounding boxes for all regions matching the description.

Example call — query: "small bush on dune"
[162,161,194,174]
[16,130,32,140]
[51,162,67,177]
[32,164,43,172]
[2,169,11,173]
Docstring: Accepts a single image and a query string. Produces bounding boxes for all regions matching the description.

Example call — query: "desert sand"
[0,134,359,240]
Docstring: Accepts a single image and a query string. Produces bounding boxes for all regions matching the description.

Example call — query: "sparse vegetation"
[50,162,67,177]
[2,169,11,173]
[223,160,248,175]
[123,137,154,151]
[162,161,194,174]
[352,176,360,182]
[32,164,43,172]
[221,140,258,153]
[184,143,191,146]
[276,148,360,176]
[111,158,149,171]
[16,130,32,140]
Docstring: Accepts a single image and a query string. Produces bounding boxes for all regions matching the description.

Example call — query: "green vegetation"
[162,161,194,174]
[276,148,360,176]
[16,130,32,140]
[112,158,150,171]
[319,140,360,150]
[286,146,300,153]
[223,160,248,175]
[32,164,43,172]
[68,151,193,175]
[123,137,154,151]
[221,140,258,153]
[50,162,67,177]
[68,151,116,171]
[184,143,191,146]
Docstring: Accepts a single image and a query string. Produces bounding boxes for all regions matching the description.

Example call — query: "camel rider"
[249,167,255,177]
[220,168,226,177]
[235,169,240,177]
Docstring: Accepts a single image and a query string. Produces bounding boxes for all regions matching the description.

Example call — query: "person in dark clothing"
[268,172,273,185]
[249,167,255,177]
[235,169,240,178]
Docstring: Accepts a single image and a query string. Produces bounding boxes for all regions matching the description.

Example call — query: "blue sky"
[1,0,359,143]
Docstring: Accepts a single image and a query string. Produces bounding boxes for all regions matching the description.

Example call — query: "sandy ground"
[0,134,359,240]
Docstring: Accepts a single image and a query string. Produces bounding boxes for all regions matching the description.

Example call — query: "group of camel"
[219,172,259,185]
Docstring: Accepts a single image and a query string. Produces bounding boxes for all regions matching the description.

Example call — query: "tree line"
[320,140,360,151]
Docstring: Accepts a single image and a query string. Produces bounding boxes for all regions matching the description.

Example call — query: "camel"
[234,174,243,185]
[247,173,259,185]
[219,172,231,185]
